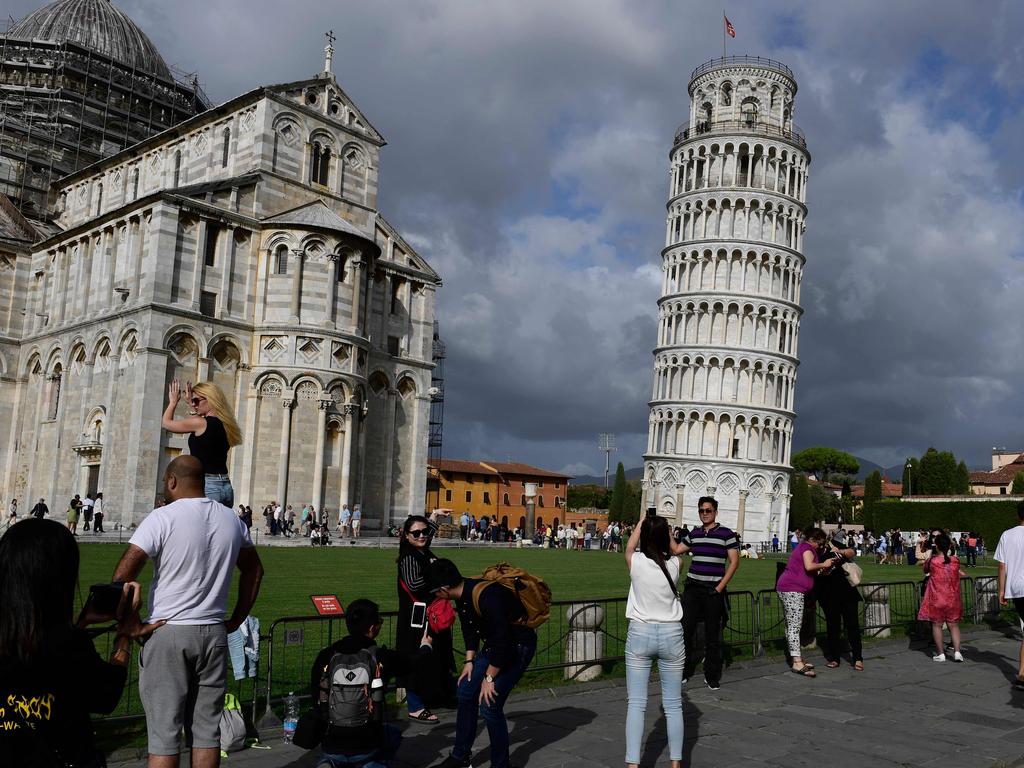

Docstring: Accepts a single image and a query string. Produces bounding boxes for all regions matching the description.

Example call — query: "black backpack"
[326,647,379,727]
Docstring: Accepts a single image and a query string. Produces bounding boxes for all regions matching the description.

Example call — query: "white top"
[93,498,103,515]
[82,497,94,510]
[996,525,1024,599]
[626,552,683,623]
[130,497,253,624]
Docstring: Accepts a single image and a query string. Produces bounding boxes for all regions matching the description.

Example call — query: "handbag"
[841,560,863,587]
[292,706,327,750]
[400,580,456,633]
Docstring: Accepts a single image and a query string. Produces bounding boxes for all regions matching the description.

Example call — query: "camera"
[87,582,124,618]
[646,507,657,519]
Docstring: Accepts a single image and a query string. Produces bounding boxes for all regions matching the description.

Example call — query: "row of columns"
[667,204,803,251]
[662,254,800,302]
[657,308,799,355]
[653,363,795,410]
[642,477,777,536]
[672,150,806,201]
[36,216,147,331]
[648,418,793,465]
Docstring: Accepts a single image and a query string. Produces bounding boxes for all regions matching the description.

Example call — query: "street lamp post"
[525,482,537,538]
[906,460,913,498]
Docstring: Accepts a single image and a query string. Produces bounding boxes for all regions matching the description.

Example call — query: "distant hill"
[570,466,644,486]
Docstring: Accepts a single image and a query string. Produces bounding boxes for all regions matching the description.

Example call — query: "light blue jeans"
[204,475,234,509]
[625,620,685,764]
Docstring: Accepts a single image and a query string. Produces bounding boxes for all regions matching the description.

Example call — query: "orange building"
[426,459,571,530]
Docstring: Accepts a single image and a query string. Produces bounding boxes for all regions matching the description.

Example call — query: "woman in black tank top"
[161,380,243,507]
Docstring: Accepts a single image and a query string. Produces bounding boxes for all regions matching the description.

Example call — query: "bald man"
[114,455,263,768]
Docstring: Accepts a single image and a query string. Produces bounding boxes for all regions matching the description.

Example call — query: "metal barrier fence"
[91,574,1023,724]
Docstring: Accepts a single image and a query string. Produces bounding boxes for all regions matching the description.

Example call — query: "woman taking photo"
[919,533,964,662]
[623,514,687,768]
[396,515,455,723]
[162,379,242,507]
[777,527,833,677]
[815,536,864,670]
[0,519,159,766]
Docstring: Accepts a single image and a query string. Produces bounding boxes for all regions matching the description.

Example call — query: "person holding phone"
[777,527,833,677]
[623,513,687,768]
[0,518,160,767]
[815,537,864,670]
[396,515,455,724]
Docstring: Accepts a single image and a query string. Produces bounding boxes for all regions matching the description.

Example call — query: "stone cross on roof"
[324,30,335,73]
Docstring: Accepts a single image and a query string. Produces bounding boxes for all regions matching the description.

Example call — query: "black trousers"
[682,581,726,683]
[820,593,862,663]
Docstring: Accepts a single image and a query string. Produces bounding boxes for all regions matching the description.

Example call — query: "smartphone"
[410,601,427,629]
[646,507,657,518]
[88,582,124,617]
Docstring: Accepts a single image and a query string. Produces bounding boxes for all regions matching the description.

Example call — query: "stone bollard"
[564,602,604,681]
[977,577,1000,619]
[862,584,891,638]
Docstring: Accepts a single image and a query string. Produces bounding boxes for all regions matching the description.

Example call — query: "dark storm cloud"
[9,0,1023,474]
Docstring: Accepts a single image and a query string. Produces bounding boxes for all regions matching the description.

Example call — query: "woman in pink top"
[918,532,964,662]
[776,527,834,677]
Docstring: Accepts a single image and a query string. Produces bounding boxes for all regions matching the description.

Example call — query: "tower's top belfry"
[677,56,805,158]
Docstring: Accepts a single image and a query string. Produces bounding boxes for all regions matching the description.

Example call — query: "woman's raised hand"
[184,380,194,403]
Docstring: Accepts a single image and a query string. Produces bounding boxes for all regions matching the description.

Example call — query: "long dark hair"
[396,514,435,562]
[934,533,952,564]
[0,518,79,662]
[639,515,677,592]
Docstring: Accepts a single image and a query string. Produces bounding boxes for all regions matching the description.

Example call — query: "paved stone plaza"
[110,627,1024,768]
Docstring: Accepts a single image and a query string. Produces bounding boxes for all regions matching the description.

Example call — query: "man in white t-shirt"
[996,501,1024,691]
[113,456,264,768]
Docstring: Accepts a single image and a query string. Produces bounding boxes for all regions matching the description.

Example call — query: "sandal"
[825,661,840,669]
[853,661,864,671]
[790,665,816,678]
[408,710,440,724]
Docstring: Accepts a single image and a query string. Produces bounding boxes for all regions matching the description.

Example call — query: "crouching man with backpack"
[307,599,432,768]
[428,559,546,768]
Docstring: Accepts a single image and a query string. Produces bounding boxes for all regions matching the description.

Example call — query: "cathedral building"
[0,1,440,530]
[643,56,810,542]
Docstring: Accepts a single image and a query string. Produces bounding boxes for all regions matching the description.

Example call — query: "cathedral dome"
[8,0,172,80]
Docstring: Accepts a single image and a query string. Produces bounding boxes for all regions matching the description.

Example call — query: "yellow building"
[427,459,570,529]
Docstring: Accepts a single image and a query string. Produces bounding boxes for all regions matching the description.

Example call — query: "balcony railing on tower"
[673,118,806,149]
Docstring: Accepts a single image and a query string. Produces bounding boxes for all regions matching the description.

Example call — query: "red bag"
[400,580,456,633]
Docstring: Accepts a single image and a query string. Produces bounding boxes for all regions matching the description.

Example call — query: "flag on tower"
[725,15,736,38]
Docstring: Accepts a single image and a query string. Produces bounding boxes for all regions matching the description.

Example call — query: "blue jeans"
[453,633,536,768]
[625,621,685,764]
[204,475,234,509]
[318,723,401,768]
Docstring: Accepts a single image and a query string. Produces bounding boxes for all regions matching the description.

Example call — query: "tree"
[809,483,841,523]
[841,479,852,498]
[621,479,641,525]
[791,447,860,484]
[862,470,882,530]
[919,447,958,495]
[608,462,627,523]
[902,457,921,497]
[1013,472,1024,496]
[955,461,971,495]
[567,484,610,510]
[789,474,815,531]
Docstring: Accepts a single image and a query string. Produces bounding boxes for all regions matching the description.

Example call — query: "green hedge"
[868,499,1022,548]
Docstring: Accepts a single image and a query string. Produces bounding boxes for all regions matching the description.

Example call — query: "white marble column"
[192,219,208,310]
[131,217,145,303]
[219,225,236,317]
[737,488,749,540]
[339,404,355,512]
[312,399,329,510]
[350,258,364,333]
[325,255,339,327]
[239,387,260,506]
[104,227,117,309]
[675,483,685,526]
[290,249,305,322]
[276,395,294,508]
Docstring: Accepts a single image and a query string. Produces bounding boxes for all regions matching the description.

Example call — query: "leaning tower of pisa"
[643,56,810,543]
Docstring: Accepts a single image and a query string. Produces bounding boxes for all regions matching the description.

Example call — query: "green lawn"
[77,542,999,622]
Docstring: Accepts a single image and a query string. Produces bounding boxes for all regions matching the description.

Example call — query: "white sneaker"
[953,651,964,663]
[932,653,946,662]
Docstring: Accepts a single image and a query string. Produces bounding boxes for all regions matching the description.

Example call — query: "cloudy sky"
[14,0,1024,475]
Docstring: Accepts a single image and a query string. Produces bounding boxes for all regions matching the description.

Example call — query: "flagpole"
[723,12,726,58]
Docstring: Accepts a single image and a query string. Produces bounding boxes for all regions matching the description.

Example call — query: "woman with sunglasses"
[396,515,455,724]
[162,379,243,507]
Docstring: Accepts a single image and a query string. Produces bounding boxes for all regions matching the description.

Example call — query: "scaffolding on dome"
[0,17,210,221]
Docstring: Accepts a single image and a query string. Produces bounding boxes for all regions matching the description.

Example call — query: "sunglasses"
[699,508,715,514]
[408,529,429,538]
[190,397,206,406]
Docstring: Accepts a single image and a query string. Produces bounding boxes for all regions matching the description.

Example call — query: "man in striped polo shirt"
[679,496,739,690]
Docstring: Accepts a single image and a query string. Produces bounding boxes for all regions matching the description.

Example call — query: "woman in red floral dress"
[918,533,963,662]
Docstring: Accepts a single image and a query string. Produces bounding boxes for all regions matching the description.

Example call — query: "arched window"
[721,82,732,106]
[274,244,288,275]
[741,100,758,127]
[336,252,348,282]
[221,127,231,168]
[309,141,331,185]
[538,496,545,508]
[503,493,510,506]
[520,494,526,506]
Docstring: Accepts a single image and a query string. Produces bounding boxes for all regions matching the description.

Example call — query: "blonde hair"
[192,382,242,447]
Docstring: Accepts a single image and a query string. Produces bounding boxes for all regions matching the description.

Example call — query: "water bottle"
[283,691,299,743]
[370,677,385,723]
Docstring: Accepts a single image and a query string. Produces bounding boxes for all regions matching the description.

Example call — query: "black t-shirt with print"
[0,628,127,766]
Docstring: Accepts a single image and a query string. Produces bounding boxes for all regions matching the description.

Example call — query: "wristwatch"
[484,674,495,683]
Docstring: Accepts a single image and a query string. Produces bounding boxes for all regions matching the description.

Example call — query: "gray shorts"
[139,623,228,754]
